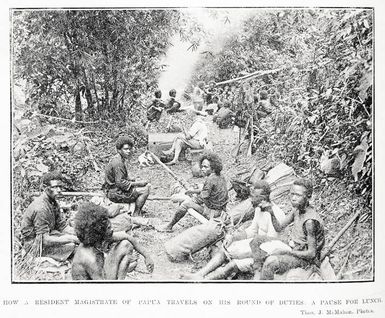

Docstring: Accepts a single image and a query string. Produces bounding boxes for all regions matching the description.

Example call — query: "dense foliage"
[192,9,373,208]
[12,10,204,122]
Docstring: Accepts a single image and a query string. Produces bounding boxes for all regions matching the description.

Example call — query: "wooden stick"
[321,209,362,261]
[61,191,103,197]
[149,151,208,223]
[34,113,107,124]
[61,192,172,201]
[148,151,190,189]
[187,208,208,223]
[247,115,254,156]
[216,67,286,86]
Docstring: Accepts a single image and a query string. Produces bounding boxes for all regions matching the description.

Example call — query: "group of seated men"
[147,89,182,122]
[20,128,325,281]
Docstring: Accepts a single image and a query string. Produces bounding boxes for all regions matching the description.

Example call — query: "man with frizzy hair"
[71,202,154,280]
[159,151,228,232]
[257,178,325,280]
[20,171,79,262]
[104,135,151,216]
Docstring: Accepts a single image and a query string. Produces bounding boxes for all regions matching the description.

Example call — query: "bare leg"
[158,207,188,232]
[117,254,132,280]
[105,240,134,280]
[133,184,151,216]
[162,141,176,155]
[163,134,183,155]
[158,198,204,232]
[204,260,239,280]
[166,139,185,165]
[182,249,227,280]
[260,254,307,280]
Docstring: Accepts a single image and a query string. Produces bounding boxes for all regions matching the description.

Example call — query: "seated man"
[20,172,79,262]
[147,89,165,122]
[256,178,325,280]
[72,202,154,280]
[165,89,181,114]
[213,101,234,128]
[205,95,220,115]
[103,136,151,216]
[182,180,285,280]
[159,152,228,232]
[162,109,208,166]
[204,81,218,105]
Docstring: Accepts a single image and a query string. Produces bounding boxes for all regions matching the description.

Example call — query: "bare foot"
[180,273,204,280]
[156,224,173,233]
[166,160,177,166]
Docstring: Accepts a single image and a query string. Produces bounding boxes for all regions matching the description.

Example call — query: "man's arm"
[111,232,154,272]
[42,232,79,246]
[114,164,134,192]
[131,181,149,187]
[268,208,294,233]
[35,208,79,246]
[274,220,318,261]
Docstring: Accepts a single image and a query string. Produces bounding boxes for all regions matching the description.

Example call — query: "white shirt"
[192,87,204,103]
[188,117,208,146]
[244,203,285,238]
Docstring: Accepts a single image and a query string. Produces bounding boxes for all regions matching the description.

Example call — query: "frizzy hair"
[41,171,64,187]
[293,178,314,198]
[199,151,223,175]
[116,135,134,150]
[74,202,110,246]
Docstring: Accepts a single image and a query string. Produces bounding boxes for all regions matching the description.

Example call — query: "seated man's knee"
[127,261,137,273]
[143,184,151,195]
[263,255,280,270]
[117,240,134,255]
[181,198,195,210]
[227,260,238,270]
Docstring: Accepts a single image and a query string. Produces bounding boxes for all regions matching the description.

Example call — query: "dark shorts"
[23,238,76,263]
[107,188,141,204]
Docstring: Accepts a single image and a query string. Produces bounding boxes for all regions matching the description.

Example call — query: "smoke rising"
[157,9,255,101]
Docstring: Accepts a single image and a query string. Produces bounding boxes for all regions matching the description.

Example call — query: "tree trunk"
[75,88,83,121]
[82,68,94,118]
[91,73,102,117]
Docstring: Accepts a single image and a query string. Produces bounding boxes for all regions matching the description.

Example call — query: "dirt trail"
[126,116,244,281]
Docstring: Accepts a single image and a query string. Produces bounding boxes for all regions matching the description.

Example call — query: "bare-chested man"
[71,202,154,280]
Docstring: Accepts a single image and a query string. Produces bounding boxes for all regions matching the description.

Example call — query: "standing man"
[20,171,79,262]
[204,81,218,105]
[104,136,151,216]
[257,178,325,280]
[192,81,206,111]
[159,152,228,232]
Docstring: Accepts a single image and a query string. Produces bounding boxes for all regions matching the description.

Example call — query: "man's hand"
[260,200,273,213]
[145,257,154,273]
[223,234,234,249]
